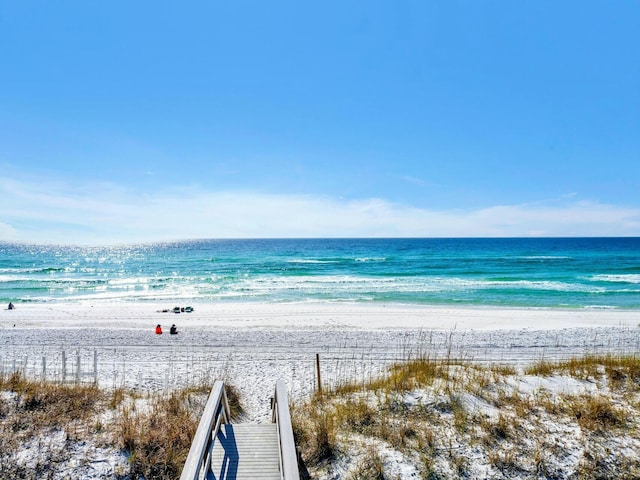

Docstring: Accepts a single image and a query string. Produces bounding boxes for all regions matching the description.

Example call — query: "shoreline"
[1,301,638,331]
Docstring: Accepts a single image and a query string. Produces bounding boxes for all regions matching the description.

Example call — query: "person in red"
[155,324,163,334]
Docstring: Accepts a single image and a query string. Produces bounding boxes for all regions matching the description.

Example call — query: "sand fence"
[2,326,639,393]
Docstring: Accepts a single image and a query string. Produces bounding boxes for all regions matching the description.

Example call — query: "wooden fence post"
[62,351,67,383]
[316,353,322,396]
[93,350,98,384]
[76,352,81,383]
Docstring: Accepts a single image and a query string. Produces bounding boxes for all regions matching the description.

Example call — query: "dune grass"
[0,372,107,478]
[292,354,640,479]
[3,353,640,479]
[526,354,640,389]
[0,373,242,480]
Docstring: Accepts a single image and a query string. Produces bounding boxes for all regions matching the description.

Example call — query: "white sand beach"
[2,301,638,330]
[2,302,639,420]
[2,302,640,479]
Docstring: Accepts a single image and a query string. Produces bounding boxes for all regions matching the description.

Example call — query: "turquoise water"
[1,238,640,308]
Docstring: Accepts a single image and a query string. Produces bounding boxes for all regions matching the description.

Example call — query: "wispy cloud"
[1,176,639,244]
[398,175,429,187]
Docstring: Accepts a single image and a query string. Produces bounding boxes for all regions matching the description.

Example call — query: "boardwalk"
[180,380,300,480]
[210,424,281,480]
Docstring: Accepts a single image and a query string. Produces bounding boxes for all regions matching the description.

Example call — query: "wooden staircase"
[180,380,300,480]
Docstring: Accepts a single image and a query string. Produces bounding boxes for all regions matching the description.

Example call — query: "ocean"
[1,238,639,309]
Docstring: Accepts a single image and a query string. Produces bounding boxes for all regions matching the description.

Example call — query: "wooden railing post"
[180,380,229,480]
[273,379,301,480]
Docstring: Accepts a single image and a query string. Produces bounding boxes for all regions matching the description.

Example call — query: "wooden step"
[208,423,281,480]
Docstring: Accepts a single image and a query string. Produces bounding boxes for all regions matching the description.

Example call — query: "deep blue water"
[1,238,639,308]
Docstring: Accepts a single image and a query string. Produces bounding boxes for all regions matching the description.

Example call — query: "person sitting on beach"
[170,324,178,335]
[8,302,15,310]
[155,324,163,334]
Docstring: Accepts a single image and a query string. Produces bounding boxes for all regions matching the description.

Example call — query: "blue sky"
[1,1,639,244]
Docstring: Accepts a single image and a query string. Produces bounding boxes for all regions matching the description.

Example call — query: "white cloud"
[0,177,639,244]
[398,175,428,187]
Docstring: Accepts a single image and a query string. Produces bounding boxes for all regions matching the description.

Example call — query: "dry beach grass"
[1,354,639,479]
[292,354,640,479]
[0,373,243,479]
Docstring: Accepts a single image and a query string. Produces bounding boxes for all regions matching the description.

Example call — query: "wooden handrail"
[180,379,300,480]
[272,379,301,480]
[180,380,229,480]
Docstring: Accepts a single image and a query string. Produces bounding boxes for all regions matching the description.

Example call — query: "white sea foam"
[0,275,24,282]
[589,274,640,284]
[216,275,604,296]
[107,277,152,286]
[286,259,338,264]
[0,275,102,284]
[4,271,612,304]
[516,255,571,260]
